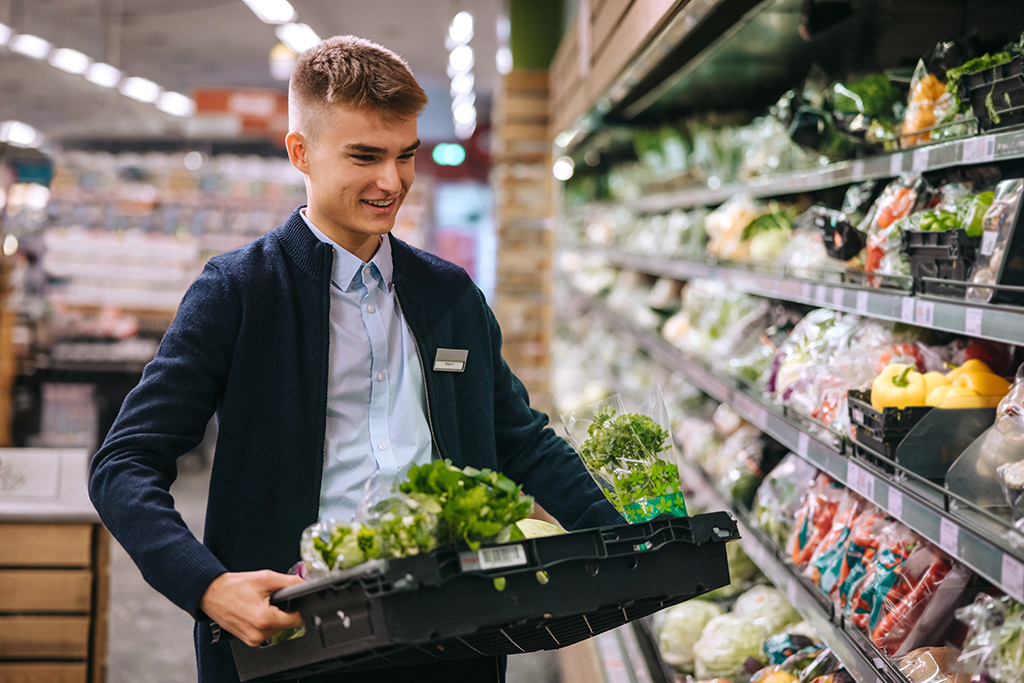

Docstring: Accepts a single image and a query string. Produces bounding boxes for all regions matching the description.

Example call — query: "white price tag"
[852,408,865,425]
[940,518,959,557]
[797,432,810,458]
[862,472,875,500]
[815,285,828,304]
[913,147,930,172]
[963,135,997,163]
[901,297,916,323]
[856,290,869,314]
[852,160,865,180]
[787,578,799,606]
[915,300,935,327]
[1002,554,1024,602]
[460,544,529,572]
[888,488,904,519]
[800,283,813,300]
[847,461,861,489]
[981,230,998,257]
[756,407,770,432]
[965,308,984,337]
[832,288,846,308]
[889,153,904,176]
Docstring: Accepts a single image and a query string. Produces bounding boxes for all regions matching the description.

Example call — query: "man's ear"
[286,131,309,173]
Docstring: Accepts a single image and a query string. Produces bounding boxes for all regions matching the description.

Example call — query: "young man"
[89,36,622,683]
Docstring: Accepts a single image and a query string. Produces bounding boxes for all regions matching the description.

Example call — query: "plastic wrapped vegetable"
[832,508,893,612]
[900,647,972,683]
[901,60,953,146]
[954,595,1024,683]
[787,474,845,568]
[732,586,800,636]
[762,633,820,666]
[657,599,724,672]
[752,453,820,546]
[693,614,769,682]
[805,491,865,592]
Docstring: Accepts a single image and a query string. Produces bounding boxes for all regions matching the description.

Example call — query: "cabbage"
[731,586,800,636]
[749,228,791,263]
[657,600,724,672]
[693,614,768,681]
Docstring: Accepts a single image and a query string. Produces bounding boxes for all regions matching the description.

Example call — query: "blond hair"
[288,35,428,141]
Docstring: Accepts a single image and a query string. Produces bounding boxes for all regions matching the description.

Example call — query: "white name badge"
[434,348,468,372]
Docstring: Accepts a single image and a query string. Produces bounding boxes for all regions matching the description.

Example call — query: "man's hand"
[200,570,305,647]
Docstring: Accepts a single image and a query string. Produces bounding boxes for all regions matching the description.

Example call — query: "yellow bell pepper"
[871,364,927,410]
[931,385,1001,409]
[927,384,952,407]
[945,358,994,381]
[953,372,1011,396]
[922,371,950,396]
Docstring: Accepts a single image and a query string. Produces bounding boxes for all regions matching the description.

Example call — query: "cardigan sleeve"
[89,261,239,619]
[480,290,625,530]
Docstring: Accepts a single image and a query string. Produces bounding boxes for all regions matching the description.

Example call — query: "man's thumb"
[257,570,305,593]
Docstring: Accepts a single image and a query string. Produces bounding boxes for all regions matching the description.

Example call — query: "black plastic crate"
[230,512,739,682]
[958,56,1024,132]
[901,229,979,298]
[848,389,933,458]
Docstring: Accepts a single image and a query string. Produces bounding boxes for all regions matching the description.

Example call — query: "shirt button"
[378,443,387,451]
[363,267,372,278]
[377,372,384,381]
[366,304,376,313]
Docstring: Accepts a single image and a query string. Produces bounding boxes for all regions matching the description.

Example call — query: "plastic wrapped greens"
[732,585,800,636]
[693,614,769,682]
[953,595,1024,683]
[753,454,821,547]
[657,599,724,672]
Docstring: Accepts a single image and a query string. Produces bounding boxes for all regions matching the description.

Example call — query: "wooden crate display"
[0,523,110,683]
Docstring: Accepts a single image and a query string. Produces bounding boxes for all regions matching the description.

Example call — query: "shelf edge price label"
[901,297,916,323]
[940,518,959,557]
[856,290,869,314]
[786,578,799,606]
[889,153,904,176]
[800,282,813,300]
[963,134,997,163]
[852,160,865,180]
[915,300,935,327]
[964,308,984,337]
[888,488,904,519]
[815,284,828,304]
[1002,554,1024,602]
[832,288,845,308]
[797,432,810,458]
[912,147,930,172]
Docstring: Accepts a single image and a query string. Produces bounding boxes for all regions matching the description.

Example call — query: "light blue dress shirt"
[300,210,435,522]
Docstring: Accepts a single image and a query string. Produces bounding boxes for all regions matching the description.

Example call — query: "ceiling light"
[158,91,195,117]
[10,33,51,59]
[449,45,473,73]
[120,76,162,103]
[454,121,476,140]
[0,23,11,45]
[553,156,575,181]
[242,0,296,24]
[451,91,475,111]
[449,12,473,45]
[86,62,121,88]
[49,48,91,74]
[0,120,41,148]
[496,47,512,75]
[269,42,297,80]
[275,23,320,53]
[453,102,476,126]
[450,73,474,95]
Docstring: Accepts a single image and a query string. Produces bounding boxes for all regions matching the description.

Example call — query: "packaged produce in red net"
[561,386,687,523]
[752,453,820,547]
[787,474,845,568]
[953,594,1024,683]
[804,490,865,591]
[899,647,972,683]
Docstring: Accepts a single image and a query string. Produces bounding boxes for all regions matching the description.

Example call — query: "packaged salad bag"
[561,386,687,523]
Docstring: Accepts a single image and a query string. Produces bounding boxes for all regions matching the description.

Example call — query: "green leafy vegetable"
[945,52,1014,112]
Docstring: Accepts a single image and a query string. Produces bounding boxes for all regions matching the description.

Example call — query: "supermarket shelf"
[588,249,1024,346]
[575,290,1024,607]
[680,463,908,683]
[626,127,1024,214]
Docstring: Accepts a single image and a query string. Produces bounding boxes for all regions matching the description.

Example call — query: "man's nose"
[377,161,401,193]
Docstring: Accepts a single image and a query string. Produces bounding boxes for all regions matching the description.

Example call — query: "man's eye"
[353,155,375,162]
[399,153,416,161]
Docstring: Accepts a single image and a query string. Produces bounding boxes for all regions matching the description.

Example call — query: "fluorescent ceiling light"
[449,45,473,73]
[275,23,320,53]
[120,76,162,103]
[450,73,474,95]
[86,62,121,88]
[496,47,512,75]
[242,0,295,24]
[451,91,475,111]
[454,121,475,141]
[158,91,195,117]
[453,102,476,125]
[49,48,91,74]
[10,33,51,59]
[1,120,41,148]
[0,23,11,45]
[449,12,473,44]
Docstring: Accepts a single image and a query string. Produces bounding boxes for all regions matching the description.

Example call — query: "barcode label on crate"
[889,153,904,176]
[460,544,528,572]
[888,489,903,519]
[913,148,930,172]
[963,135,996,164]
[965,308,984,337]
[915,300,935,327]
[1002,554,1024,602]
[940,518,959,557]
[852,409,865,425]
[981,230,998,257]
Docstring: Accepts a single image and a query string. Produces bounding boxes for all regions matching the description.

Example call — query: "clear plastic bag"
[899,647,971,683]
[901,59,954,147]
[561,386,686,523]
[787,474,845,568]
[953,594,1024,683]
[752,453,819,547]
[967,179,1024,303]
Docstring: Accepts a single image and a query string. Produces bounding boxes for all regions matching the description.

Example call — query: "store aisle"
[105,456,561,683]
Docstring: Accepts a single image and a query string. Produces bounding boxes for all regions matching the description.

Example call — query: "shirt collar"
[300,207,393,292]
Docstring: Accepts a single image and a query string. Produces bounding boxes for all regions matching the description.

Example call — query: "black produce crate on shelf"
[848,389,933,459]
[230,513,739,682]
[959,56,1024,132]
[902,229,979,298]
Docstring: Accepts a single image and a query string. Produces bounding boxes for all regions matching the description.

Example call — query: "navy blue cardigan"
[89,208,621,682]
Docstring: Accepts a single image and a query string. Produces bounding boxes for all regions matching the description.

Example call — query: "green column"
[508,0,569,70]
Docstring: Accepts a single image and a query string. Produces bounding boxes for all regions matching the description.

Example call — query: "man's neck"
[304,207,383,262]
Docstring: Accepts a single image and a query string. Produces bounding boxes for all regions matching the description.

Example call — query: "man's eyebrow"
[402,140,421,153]
[343,140,421,155]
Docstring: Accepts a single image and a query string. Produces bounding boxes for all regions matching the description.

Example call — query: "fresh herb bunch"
[578,406,681,513]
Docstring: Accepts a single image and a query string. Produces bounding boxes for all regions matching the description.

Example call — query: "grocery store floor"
[106,452,562,683]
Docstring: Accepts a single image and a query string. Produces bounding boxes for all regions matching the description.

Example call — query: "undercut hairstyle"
[288,35,428,142]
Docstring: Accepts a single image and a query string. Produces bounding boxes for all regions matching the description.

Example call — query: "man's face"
[287,104,419,258]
